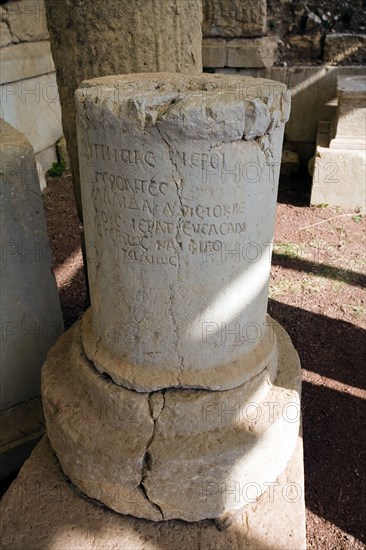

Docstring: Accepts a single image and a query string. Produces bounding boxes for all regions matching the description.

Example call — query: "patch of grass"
[348,304,366,319]
[352,214,363,223]
[270,273,337,299]
[273,242,303,259]
[270,277,305,298]
[47,162,65,178]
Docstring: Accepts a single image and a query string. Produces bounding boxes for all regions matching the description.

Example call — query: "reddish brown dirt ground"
[12,170,366,548]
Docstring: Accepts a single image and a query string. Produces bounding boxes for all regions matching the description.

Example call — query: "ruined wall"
[202,1,366,162]
[203,0,366,69]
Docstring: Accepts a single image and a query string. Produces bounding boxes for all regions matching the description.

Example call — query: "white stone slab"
[0,41,55,85]
[0,72,62,154]
[311,121,366,211]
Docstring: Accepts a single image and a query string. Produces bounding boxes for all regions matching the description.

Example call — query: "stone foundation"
[42,316,301,522]
[0,434,306,549]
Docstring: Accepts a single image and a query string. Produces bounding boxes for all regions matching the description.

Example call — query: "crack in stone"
[139,391,166,519]
[156,125,184,381]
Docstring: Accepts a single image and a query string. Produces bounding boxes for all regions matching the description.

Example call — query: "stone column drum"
[42,73,301,523]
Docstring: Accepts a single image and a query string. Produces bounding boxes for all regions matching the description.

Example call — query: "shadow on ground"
[269,299,366,543]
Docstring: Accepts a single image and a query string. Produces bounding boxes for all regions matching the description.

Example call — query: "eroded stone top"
[337,75,366,96]
[76,72,290,142]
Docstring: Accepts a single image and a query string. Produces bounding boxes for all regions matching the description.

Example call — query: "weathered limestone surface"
[42,316,301,522]
[56,135,69,170]
[75,73,290,392]
[0,72,62,157]
[1,0,49,44]
[203,36,278,69]
[227,37,278,69]
[324,33,366,65]
[329,75,366,150]
[202,0,267,38]
[0,435,306,550]
[0,119,64,411]
[263,66,365,148]
[203,38,228,67]
[0,41,55,84]
[44,0,203,217]
[231,66,366,159]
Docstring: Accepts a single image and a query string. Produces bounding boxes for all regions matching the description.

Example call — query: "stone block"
[0,119,64,411]
[202,38,227,68]
[0,435,306,549]
[227,37,278,68]
[1,0,49,43]
[329,75,366,150]
[35,145,58,191]
[324,33,366,65]
[0,398,44,480]
[0,72,63,154]
[311,121,366,211]
[203,0,267,38]
[0,41,55,85]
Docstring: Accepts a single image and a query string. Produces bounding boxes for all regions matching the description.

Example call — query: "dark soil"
[39,171,366,549]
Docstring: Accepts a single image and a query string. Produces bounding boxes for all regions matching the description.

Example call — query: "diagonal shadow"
[268,299,366,390]
[269,299,366,543]
[302,381,366,542]
[272,252,366,289]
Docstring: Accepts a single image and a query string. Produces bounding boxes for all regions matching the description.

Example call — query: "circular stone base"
[42,315,301,522]
[82,307,279,392]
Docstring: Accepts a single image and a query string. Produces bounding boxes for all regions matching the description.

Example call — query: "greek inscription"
[81,141,156,168]
[95,173,168,196]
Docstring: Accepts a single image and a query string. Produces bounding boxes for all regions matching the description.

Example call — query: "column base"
[42,315,301,522]
[0,435,306,549]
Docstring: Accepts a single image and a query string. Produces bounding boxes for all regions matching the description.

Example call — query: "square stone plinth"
[311,121,366,212]
[0,436,306,549]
